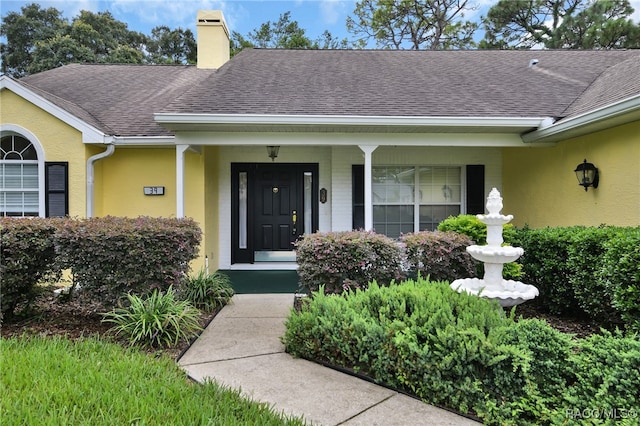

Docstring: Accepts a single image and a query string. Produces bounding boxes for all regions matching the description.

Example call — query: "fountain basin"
[466,245,523,264]
[450,278,539,307]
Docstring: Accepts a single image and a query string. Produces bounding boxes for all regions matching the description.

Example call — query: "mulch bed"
[2,287,602,361]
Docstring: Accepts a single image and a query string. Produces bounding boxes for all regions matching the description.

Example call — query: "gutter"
[522,94,640,143]
[86,143,115,217]
[154,113,547,129]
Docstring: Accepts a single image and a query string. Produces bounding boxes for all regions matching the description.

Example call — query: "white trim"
[522,94,640,143]
[86,144,115,217]
[176,145,189,218]
[112,136,175,146]
[0,124,46,217]
[156,112,547,128]
[359,145,377,230]
[1,75,110,143]
[177,131,532,147]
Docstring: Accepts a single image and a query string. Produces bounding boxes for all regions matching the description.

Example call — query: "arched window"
[1,134,39,217]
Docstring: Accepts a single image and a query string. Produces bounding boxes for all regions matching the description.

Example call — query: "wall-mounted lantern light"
[574,159,599,191]
[267,146,280,162]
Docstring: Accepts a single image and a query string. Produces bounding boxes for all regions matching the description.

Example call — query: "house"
[2,10,639,284]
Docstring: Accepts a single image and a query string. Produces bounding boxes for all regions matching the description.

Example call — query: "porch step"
[219,270,300,294]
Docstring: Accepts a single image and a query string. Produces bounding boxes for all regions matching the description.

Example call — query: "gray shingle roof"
[17,50,640,137]
[562,54,640,119]
[20,63,216,136]
[163,49,640,118]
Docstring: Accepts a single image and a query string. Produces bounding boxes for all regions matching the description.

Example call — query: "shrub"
[400,231,478,281]
[515,227,581,316]
[181,269,235,313]
[567,226,623,326]
[563,331,640,416]
[101,286,202,348]
[0,217,62,319]
[284,279,543,420]
[599,228,640,332]
[438,214,522,280]
[438,214,518,246]
[295,230,404,294]
[56,216,201,308]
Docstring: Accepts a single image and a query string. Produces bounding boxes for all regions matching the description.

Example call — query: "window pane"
[304,172,312,234]
[419,166,461,203]
[372,166,414,203]
[420,205,461,231]
[238,172,247,249]
[373,205,414,239]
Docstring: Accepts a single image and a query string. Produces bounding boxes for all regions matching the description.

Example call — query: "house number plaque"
[144,186,165,196]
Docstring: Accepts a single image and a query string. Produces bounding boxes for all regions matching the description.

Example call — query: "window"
[1,135,39,217]
[372,166,462,238]
[0,133,68,218]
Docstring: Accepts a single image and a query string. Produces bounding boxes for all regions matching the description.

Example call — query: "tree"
[69,10,147,62]
[230,11,314,56]
[346,0,479,49]
[230,11,354,56]
[481,0,640,49]
[146,26,197,64]
[0,3,67,77]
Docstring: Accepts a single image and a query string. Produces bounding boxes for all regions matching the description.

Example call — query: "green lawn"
[1,336,306,425]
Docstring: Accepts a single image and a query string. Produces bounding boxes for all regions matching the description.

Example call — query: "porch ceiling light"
[267,145,280,161]
[574,159,599,191]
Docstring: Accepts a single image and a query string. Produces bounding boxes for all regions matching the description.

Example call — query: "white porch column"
[176,144,189,218]
[358,145,378,231]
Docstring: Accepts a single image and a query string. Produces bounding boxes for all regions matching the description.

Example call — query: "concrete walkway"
[178,294,480,426]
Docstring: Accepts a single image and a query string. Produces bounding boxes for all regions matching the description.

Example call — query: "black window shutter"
[352,165,364,230]
[45,162,68,217]
[466,165,485,215]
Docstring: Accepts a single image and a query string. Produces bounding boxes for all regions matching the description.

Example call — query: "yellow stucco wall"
[99,147,211,271]
[99,148,176,217]
[1,89,89,217]
[203,146,220,271]
[503,120,640,228]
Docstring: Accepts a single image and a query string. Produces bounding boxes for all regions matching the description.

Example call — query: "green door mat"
[219,270,299,294]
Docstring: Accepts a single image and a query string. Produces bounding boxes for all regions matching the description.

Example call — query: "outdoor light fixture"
[574,159,599,191]
[267,146,280,161]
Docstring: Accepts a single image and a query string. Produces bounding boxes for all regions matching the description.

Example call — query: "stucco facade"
[503,120,640,228]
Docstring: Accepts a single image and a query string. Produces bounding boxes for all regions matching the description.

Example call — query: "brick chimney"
[196,10,230,69]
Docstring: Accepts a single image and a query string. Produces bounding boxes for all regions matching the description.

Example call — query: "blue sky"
[2,0,640,46]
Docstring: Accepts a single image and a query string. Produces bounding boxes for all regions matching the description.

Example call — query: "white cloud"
[631,0,640,23]
[318,0,350,25]
[108,0,228,30]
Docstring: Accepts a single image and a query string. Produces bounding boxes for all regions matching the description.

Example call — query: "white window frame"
[0,125,46,217]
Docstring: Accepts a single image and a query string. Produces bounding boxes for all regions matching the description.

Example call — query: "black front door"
[231,163,318,264]
[254,165,299,255]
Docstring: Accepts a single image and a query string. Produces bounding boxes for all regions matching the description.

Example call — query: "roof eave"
[522,94,640,143]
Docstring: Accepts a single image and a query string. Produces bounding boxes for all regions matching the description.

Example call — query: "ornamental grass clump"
[182,269,235,313]
[101,286,202,348]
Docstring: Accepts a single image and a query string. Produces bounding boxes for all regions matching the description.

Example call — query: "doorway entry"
[231,163,318,264]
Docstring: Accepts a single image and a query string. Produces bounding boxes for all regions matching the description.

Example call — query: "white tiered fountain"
[450,188,538,307]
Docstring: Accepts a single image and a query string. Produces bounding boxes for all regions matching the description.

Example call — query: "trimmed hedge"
[599,228,640,332]
[56,216,201,307]
[515,225,639,331]
[295,230,405,293]
[400,230,477,281]
[1,216,202,314]
[0,218,62,319]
